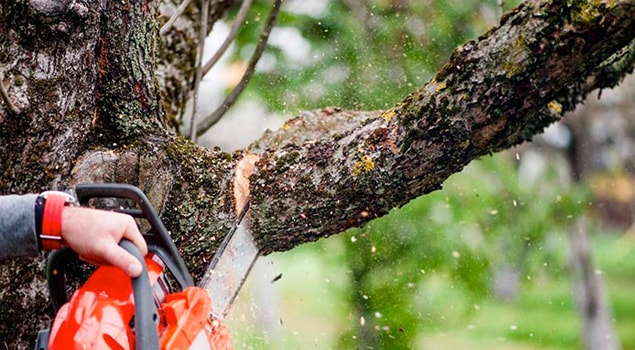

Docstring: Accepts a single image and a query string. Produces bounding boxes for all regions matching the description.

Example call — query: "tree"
[0,0,633,347]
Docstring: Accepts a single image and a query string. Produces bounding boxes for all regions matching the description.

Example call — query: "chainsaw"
[34,184,260,350]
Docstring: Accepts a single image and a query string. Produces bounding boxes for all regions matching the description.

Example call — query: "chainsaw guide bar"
[200,203,260,320]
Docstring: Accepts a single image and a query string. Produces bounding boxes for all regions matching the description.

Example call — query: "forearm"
[0,194,39,260]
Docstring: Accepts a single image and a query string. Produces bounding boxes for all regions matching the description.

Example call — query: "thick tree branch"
[248,0,635,253]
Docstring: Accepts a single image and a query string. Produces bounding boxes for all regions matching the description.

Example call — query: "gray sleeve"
[0,194,40,260]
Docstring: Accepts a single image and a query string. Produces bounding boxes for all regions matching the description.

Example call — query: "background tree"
[0,0,634,348]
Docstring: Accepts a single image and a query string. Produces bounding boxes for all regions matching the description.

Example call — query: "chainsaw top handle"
[120,239,160,350]
[47,184,195,312]
[74,183,194,288]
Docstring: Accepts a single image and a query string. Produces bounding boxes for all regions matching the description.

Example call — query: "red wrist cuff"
[38,191,77,251]
[41,194,66,250]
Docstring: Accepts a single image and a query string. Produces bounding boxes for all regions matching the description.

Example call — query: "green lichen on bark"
[93,0,165,146]
[162,136,239,280]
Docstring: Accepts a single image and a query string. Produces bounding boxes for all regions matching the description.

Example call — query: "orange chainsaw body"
[47,254,232,350]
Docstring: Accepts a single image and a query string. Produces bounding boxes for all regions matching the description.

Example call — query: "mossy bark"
[0,0,633,347]
[249,0,635,252]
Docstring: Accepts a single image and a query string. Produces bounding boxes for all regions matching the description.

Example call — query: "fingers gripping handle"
[119,239,160,350]
[75,183,194,288]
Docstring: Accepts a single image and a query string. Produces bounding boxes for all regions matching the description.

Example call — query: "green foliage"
[335,152,591,349]
[231,0,512,114]
[228,221,635,349]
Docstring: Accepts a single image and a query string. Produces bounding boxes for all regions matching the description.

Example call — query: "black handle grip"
[46,248,80,312]
[120,239,160,350]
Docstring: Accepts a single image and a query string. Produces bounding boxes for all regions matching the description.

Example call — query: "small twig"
[196,0,283,137]
[497,0,504,22]
[160,0,192,35]
[187,0,210,142]
[0,74,20,115]
[202,0,254,77]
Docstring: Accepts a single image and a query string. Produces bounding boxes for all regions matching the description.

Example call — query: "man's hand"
[60,207,148,277]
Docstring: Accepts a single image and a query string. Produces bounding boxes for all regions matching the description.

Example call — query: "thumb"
[123,257,143,278]
[106,245,144,278]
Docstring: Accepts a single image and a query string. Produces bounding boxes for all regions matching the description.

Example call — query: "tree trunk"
[569,219,621,350]
[0,0,634,347]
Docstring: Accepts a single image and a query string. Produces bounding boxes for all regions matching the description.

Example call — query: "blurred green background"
[203,0,635,348]
[225,154,635,349]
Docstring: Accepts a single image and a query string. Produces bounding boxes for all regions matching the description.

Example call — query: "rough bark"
[0,0,633,347]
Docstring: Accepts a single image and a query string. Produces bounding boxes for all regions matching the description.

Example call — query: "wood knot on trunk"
[28,0,69,20]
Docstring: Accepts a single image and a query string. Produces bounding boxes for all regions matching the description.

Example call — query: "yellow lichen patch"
[548,100,562,115]
[515,35,526,50]
[503,61,521,78]
[381,109,397,122]
[352,154,375,176]
[570,0,602,24]
[503,36,527,79]
[436,81,447,92]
